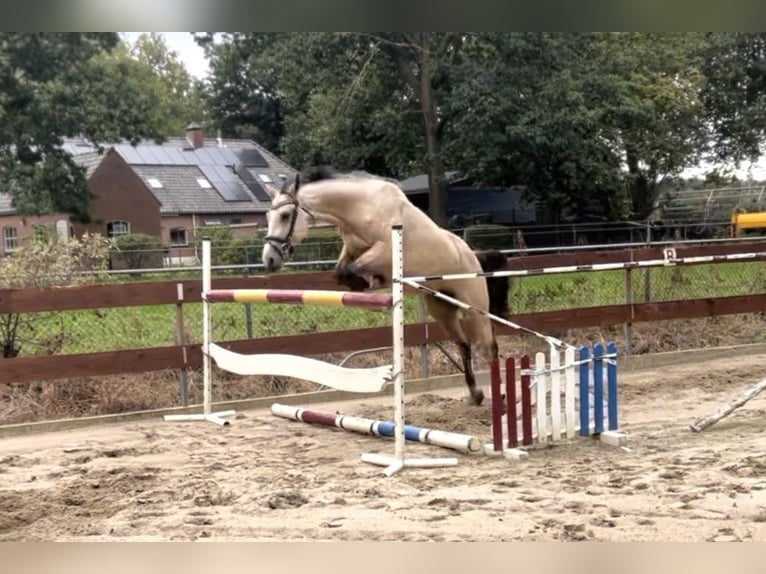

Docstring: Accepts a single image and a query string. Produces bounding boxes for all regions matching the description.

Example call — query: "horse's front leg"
[335,242,372,292]
[339,240,390,290]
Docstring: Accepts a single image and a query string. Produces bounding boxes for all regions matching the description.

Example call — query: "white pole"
[202,239,212,416]
[360,224,459,475]
[392,224,405,465]
[163,238,235,425]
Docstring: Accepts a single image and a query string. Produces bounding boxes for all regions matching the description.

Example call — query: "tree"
[443,33,711,220]
[0,33,166,222]
[370,33,467,227]
[201,32,463,226]
[201,32,766,224]
[128,33,209,134]
[195,33,287,153]
[701,33,766,166]
[0,33,210,223]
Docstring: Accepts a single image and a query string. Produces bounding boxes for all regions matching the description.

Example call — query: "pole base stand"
[361,452,458,477]
[164,410,236,427]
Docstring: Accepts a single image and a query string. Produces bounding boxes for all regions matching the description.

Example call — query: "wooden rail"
[1,240,765,386]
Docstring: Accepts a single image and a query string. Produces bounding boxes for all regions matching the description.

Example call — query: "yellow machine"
[730,208,766,236]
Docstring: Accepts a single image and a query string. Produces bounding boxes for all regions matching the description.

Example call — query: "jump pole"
[360,224,458,476]
[690,376,766,432]
[164,238,236,426]
[271,403,482,453]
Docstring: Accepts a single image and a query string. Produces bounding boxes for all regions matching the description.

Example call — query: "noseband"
[265,193,312,261]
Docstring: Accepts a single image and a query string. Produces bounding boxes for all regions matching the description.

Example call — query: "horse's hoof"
[336,269,370,292]
[470,389,485,406]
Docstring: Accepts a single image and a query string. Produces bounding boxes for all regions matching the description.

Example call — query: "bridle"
[264,190,313,262]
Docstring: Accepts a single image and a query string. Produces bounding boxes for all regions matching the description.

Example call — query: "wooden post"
[174,283,189,407]
[690,377,766,432]
[624,268,633,355]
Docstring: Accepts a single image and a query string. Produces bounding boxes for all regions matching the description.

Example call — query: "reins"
[264,191,314,261]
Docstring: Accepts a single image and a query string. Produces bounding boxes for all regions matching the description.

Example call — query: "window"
[3,226,18,252]
[197,178,212,189]
[229,218,242,225]
[258,174,273,183]
[106,220,130,237]
[147,178,163,189]
[169,228,188,246]
[204,219,221,226]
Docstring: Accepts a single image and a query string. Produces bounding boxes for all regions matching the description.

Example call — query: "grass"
[6,261,766,357]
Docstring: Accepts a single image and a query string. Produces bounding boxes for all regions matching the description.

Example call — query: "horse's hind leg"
[423,293,484,406]
[457,341,484,406]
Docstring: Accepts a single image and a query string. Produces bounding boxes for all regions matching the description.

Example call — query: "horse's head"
[262,173,311,272]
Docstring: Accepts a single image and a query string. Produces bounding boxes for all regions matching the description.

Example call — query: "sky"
[122,32,210,79]
[125,32,766,182]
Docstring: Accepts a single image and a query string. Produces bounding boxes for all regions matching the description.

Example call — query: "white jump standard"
[164,239,236,427]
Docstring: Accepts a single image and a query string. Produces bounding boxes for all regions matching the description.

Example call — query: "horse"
[261,166,509,406]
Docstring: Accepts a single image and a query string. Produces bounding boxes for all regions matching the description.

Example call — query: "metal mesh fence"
[4,260,766,358]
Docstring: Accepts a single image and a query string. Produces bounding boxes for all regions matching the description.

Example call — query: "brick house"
[0,124,296,264]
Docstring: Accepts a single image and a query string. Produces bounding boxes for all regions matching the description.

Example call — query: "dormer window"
[147,178,163,189]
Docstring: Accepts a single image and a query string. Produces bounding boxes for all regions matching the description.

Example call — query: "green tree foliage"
[201,32,766,223]
[0,33,210,224]
[700,33,766,166]
[128,33,209,135]
[0,33,163,221]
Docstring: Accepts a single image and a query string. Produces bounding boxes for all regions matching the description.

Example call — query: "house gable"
[74,149,162,238]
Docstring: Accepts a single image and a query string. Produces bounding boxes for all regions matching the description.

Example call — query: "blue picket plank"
[607,341,619,431]
[593,343,605,434]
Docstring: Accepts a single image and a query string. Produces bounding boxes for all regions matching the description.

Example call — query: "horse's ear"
[264,184,279,199]
[294,172,301,193]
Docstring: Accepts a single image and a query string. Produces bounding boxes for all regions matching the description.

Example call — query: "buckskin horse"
[261,166,509,406]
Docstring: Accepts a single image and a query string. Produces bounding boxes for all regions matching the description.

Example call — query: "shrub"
[0,233,112,357]
[111,233,165,269]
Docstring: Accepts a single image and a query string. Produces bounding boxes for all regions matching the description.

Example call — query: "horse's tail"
[476,250,509,319]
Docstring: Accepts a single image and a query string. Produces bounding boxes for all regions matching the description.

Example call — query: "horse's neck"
[298,181,376,228]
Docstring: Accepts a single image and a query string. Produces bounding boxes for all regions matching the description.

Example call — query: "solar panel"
[138,146,161,164]
[198,164,251,202]
[220,147,240,165]
[163,147,187,165]
[149,145,173,165]
[116,144,142,164]
[204,147,228,165]
[234,164,270,201]
[236,148,268,167]
[193,148,217,165]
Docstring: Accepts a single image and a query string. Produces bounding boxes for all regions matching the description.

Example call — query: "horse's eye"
[280,212,290,222]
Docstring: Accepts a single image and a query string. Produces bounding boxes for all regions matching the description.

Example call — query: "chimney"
[185,122,204,149]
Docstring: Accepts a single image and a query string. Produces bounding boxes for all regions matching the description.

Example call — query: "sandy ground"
[2,353,766,542]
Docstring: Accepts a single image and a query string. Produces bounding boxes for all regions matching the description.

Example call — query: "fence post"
[245,303,254,338]
[643,223,652,302]
[624,267,633,355]
[174,282,189,407]
[416,297,430,378]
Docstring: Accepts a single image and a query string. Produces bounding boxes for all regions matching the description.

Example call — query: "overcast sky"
[122,32,210,79]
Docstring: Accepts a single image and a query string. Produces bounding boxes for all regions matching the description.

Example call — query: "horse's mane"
[290,165,400,192]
